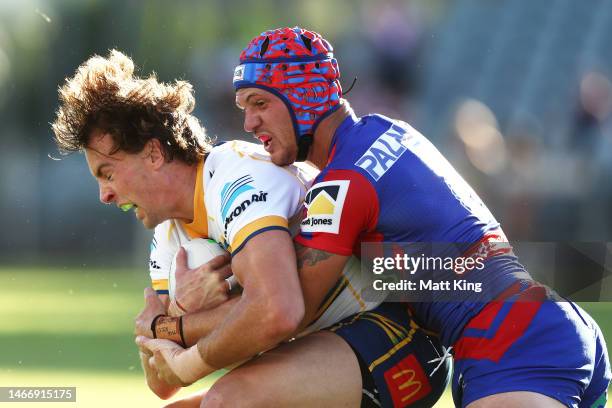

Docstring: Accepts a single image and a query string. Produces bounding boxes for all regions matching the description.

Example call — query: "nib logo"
[221,174,268,233]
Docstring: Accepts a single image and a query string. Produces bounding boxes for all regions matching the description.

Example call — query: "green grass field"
[0,266,223,407]
[0,267,609,407]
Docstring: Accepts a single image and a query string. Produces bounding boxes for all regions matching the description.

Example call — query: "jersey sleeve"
[222,162,306,255]
[295,169,379,256]
[149,221,179,294]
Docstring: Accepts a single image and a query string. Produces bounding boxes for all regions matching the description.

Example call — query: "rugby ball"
[168,238,228,301]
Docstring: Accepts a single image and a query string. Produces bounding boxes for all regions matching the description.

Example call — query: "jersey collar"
[181,159,208,238]
[328,112,358,163]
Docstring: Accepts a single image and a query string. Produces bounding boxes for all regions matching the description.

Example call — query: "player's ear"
[145,138,165,170]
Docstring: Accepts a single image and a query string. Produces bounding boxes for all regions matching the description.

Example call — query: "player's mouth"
[119,203,143,220]
[119,203,137,212]
[256,134,272,152]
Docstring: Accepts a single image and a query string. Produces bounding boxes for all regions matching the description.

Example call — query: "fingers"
[136,335,166,354]
[176,247,230,274]
[180,252,231,275]
[135,335,153,352]
[137,338,154,355]
[149,350,166,369]
[167,300,187,317]
[144,287,157,303]
[149,355,157,370]
[150,352,179,385]
[205,253,231,270]
[196,255,232,279]
[144,287,165,311]
[217,264,233,280]
[137,336,181,355]
[174,247,188,276]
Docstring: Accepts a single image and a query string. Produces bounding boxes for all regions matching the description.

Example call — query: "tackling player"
[51,50,449,407]
[226,27,611,407]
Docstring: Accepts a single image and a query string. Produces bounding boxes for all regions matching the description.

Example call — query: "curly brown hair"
[52,49,211,164]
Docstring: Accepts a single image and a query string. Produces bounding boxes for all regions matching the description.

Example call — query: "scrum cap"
[233,27,341,160]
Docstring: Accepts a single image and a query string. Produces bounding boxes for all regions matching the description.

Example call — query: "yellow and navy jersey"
[202,140,315,252]
[149,140,315,291]
[149,140,385,332]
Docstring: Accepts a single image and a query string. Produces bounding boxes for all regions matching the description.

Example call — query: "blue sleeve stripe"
[231,226,291,257]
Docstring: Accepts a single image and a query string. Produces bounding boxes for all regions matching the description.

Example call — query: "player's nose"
[99,184,116,204]
[243,111,261,133]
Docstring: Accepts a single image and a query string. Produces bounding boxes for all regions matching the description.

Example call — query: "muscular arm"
[294,242,350,331]
[181,298,240,346]
[196,229,305,369]
[143,234,354,385]
[181,242,349,346]
[149,170,374,383]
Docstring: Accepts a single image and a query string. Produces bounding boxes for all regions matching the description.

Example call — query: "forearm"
[181,296,240,346]
[197,293,301,370]
[191,231,304,370]
[186,245,345,354]
[294,242,349,332]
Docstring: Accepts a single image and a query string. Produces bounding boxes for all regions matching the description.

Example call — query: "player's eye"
[105,174,113,181]
[255,100,266,108]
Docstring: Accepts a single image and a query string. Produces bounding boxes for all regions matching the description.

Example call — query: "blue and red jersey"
[295,113,530,346]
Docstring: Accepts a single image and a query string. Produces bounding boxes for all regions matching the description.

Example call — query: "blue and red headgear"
[233,27,342,161]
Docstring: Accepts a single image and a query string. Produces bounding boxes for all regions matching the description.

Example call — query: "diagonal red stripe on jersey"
[464,281,524,330]
[465,300,504,330]
[454,285,547,362]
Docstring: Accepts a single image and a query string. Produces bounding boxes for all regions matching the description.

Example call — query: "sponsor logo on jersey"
[384,353,432,407]
[221,174,255,218]
[355,124,408,181]
[221,174,268,232]
[301,180,349,234]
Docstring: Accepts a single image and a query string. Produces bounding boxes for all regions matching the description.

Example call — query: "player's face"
[236,88,297,166]
[84,130,164,229]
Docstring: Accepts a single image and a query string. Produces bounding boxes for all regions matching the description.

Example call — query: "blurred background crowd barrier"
[1,0,611,268]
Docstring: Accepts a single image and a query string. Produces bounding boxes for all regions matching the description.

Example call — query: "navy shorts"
[452,281,611,407]
[327,303,451,407]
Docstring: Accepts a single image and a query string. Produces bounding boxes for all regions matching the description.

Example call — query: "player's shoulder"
[324,113,422,182]
[337,112,403,140]
[206,140,271,182]
[329,114,407,164]
[207,139,317,186]
[207,140,268,163]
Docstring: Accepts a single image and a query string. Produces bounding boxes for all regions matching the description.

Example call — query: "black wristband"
[150,314,165,339]
[178,316,186,347]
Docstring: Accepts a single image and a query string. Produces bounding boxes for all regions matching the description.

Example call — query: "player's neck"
[164,160,199,222]
[308,100,353,169]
